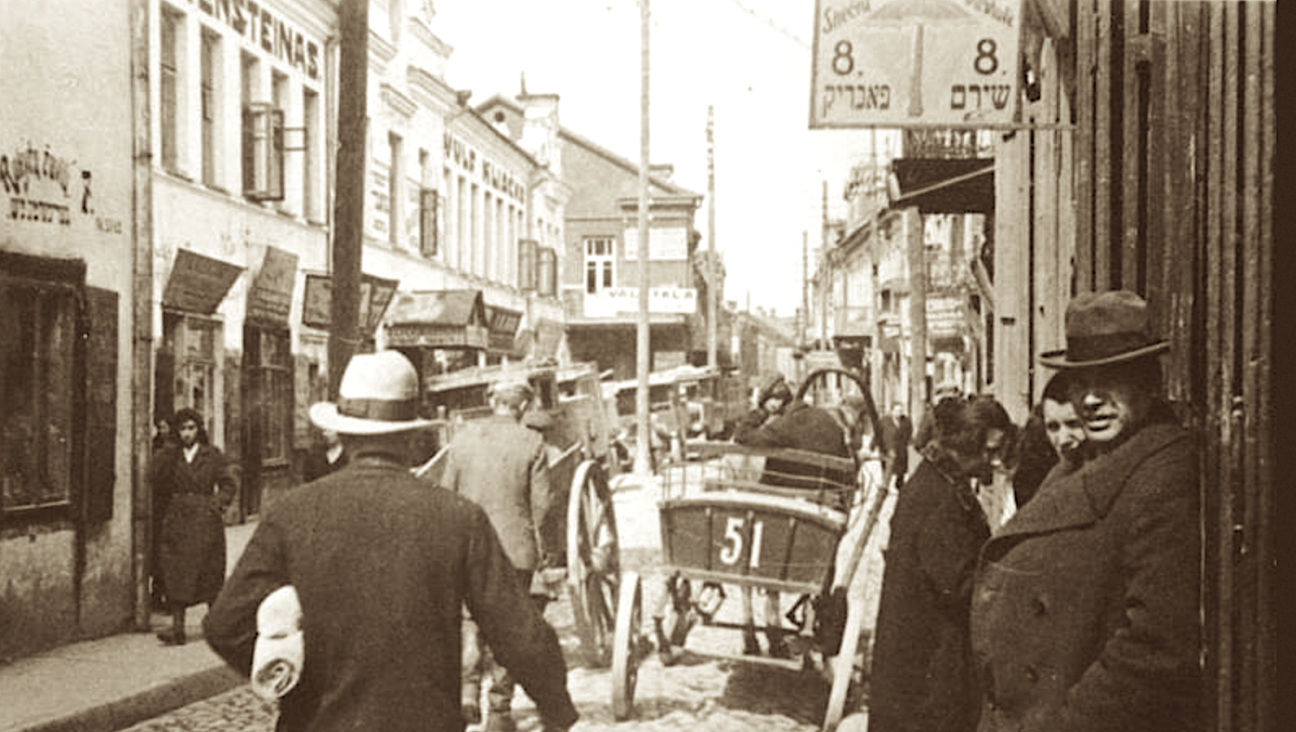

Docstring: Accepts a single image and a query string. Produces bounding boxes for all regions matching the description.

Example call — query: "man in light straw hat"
[204,351,577,732]
[970,291,1201,732]
[442,374,558,732]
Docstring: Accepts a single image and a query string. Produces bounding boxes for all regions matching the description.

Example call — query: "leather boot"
[157,607,186,646]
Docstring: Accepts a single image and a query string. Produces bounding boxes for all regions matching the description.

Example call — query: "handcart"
[610,368,891,731]
[412,361,622,668]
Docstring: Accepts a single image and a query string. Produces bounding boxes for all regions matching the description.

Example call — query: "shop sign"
[386,322,488,349]
[586,286,697,318]
[486,304,523,352]
[246,246,298,325]
[302,272,400,333]
[809,0,1021,128]
[162,248,244,314]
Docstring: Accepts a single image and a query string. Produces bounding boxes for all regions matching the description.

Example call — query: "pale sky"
[433,0,876,317]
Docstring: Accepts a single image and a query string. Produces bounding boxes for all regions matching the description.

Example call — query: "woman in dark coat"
[150,407,238,645]
[867,395,1015,732]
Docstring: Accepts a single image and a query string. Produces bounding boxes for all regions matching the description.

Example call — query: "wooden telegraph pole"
[329,0,368,398]
[906,207,927,425]
[706,105,717,368]
[633,0,652,476]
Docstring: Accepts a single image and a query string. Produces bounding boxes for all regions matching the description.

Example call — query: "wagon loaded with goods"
[610,367,891,732]
[412,361,622,668]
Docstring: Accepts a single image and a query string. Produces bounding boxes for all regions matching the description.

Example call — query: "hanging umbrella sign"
[809,0,1022,129]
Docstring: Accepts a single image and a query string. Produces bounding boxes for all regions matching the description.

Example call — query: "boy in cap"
[970,291,1201,731]
[204,352,576,732]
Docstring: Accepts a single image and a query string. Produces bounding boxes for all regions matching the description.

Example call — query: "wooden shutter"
[83,287,117,523]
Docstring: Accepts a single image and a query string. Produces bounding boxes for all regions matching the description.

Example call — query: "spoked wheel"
[612,571,646,721]
[567,459,621,668]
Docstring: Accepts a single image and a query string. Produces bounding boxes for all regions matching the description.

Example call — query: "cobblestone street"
[122,466,892,732]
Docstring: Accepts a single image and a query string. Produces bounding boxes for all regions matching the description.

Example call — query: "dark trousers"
[462,569,548,713]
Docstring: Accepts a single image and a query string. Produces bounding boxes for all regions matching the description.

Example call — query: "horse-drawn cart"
[610,368,891,731]
[412,361,622,668]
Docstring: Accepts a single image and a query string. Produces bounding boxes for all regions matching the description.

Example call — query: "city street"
[119,465,892,732]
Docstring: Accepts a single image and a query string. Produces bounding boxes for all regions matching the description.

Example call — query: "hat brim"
[309,402,435,435]
[1039,340,1169,369]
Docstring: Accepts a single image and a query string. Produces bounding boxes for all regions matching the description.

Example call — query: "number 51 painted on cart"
[719,515,766,568]
[809,0,1022,129]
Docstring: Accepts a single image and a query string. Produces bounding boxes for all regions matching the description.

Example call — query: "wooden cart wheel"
[566,459,621,668]
[612,571,644,721]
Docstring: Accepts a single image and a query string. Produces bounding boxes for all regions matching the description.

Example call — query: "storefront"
[385,289,490,397]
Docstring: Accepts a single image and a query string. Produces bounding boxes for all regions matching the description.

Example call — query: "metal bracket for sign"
[811,121,1075,131]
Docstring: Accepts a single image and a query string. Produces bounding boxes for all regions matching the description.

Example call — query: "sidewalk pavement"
[0,520,260,732]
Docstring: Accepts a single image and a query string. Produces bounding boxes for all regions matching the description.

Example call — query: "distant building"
[477,93,719,381]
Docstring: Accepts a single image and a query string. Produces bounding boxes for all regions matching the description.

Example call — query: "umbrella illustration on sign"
[866,0,973,118]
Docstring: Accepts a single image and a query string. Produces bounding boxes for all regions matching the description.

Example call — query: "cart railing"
[666,441,859,510]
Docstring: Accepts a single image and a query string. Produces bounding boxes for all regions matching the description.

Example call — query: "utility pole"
[634,0,652,476]
[820,180,829,352]
[906,207,927,430]
[706,105,717,369]
[800,230,809,383]
[329,0,368,398]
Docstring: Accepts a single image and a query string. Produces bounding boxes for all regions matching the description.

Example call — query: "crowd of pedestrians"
[137,289,1200,732]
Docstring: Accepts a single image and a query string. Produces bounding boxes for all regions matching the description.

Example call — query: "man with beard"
[867,394,1014,732]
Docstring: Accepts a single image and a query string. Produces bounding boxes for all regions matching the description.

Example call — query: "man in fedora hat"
[970,291,1201,731]
[203,351,577,732]
[442,375,559,732]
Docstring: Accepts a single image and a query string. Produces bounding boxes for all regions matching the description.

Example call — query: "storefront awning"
[162,248,244,314]
[887,158,995,214]
[385,290,489,349]
[246,246,298,326]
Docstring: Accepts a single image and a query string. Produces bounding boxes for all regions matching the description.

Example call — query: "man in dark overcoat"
[970,290,1201,732]
[867,395,1014,732]
[442,376,558,732]
[203,351,577,732]
[151,407,238,645]
[873,402,914,490]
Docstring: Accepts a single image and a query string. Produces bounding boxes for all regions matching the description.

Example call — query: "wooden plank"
[1160,1,1198,405]
[1093,0,1114,288]
[1031,45,1058,402]
[1203,6,1230,731]
[1239,5,1267,729]
[1074,0,1095,291]
[1120,0,1143,293]
[1144,0,1167,313]
[1254,9,1275,731]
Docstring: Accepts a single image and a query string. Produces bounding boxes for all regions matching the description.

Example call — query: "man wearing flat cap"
[203,352,577,732]
[442,375,558,732]
[970,291,1201,732]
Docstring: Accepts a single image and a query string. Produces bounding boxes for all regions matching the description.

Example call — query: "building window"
[0,276,78,513]
[420,188,439,258]
[585,237,615,294]
[388,132,403,246]
[303,88,319,220]
[519,239,538,291]
[159,8,181,173]
[200,28,218,187]
[538,246,557,297]
[251,327,292,464]
[272,70,290,211]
